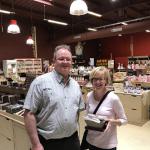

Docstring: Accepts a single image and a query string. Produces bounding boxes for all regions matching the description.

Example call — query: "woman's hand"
[107,119,122,126]
[104,118,121,132]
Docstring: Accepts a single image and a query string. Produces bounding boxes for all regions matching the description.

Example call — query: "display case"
[116,91,150,125]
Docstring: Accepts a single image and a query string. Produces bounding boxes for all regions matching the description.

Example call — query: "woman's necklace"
[93,89,107,101]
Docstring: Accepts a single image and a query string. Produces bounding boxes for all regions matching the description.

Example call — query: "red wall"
[99,32,150,68]
[1,16,150,70]
[68,32,150,68]
[0,17,53,69]
[133,32,150,56]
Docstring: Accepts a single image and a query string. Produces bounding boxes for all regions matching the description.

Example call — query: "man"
[24,44,84,150]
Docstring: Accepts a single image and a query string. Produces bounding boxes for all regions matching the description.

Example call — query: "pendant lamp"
[26,36,34,45]
[7,19,20,34]
[70,0,88,16]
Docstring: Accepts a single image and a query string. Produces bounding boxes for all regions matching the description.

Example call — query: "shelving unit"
[128,56,150,76]
[72,56,86,67]
[3,58,42,79]
[16,58,42,74]
[128,56,150,62]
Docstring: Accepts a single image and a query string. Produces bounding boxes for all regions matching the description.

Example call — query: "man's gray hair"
[53,44,71,60]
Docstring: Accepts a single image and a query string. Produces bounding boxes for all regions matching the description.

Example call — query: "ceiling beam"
[129,6,147,16]
[67,0,150,30]
[53,19,150,44]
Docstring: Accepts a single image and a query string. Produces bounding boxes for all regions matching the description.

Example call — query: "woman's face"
[92,71,107,90]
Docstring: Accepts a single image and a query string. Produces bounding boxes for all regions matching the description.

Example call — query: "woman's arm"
[108,118,122,126]
[112,96,128,126]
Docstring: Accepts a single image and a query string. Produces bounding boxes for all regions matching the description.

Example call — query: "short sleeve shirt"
[23,70,85,139]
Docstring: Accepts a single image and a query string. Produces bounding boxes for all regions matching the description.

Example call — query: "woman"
[85,66,127,150]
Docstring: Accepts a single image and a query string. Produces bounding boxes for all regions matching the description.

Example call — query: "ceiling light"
[87,11,102,18]
[121,22,128,25]
[44,19,68,26]
[70,0,88,16]
[26,36,34,45]
[87,28,97,32]
[111,27,122,32]
[33,0,52,6]
[7,19,20,34]
[118,34,122,36]
[145,30,150,33]
[0,9,15,14]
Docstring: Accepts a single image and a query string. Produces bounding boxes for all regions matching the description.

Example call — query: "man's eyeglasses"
[56,58,72,62]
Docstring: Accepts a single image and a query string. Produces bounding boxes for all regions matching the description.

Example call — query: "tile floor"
[117,121,150,150]
[79,111,150,150]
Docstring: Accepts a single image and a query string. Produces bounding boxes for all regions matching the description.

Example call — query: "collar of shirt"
[53,70,70,85]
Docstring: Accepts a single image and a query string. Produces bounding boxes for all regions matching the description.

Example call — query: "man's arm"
[24,109,44,150]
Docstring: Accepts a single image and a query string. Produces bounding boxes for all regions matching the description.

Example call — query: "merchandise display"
[113,72,127,82]
[0,54,150,150]
[96,59,108,67]
[16,58,42,74]
[3,58,42,80]
[5,104,23,114]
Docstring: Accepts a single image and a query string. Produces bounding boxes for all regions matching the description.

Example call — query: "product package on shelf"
[113,72,127,82]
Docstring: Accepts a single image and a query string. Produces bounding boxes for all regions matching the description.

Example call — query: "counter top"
[0,85,27,95]
[115,90,150,96]
[0,110,24,126]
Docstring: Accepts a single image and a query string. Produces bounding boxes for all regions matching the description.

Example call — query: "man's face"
[54,48,72,77]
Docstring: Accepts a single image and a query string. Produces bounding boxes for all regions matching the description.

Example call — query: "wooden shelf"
[16,58,42,74]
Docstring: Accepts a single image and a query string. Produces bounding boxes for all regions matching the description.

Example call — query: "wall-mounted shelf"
[16,58,42,74]
[127,56,150,76]
[3,58,42,79]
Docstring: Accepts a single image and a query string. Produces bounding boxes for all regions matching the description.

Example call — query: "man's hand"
[32,143,44,150]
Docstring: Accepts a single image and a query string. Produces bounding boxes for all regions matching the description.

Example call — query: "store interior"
[0,0,150,150]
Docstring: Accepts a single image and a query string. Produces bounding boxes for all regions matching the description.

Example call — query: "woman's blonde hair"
[90,66,112,85]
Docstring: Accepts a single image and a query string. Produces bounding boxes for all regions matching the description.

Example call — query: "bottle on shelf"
[131,61,135,71]
[135,84,141,94]
[117,63,121,70]
[120,64,124,70]
[135,61,140,70]
[127,62,131,69]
